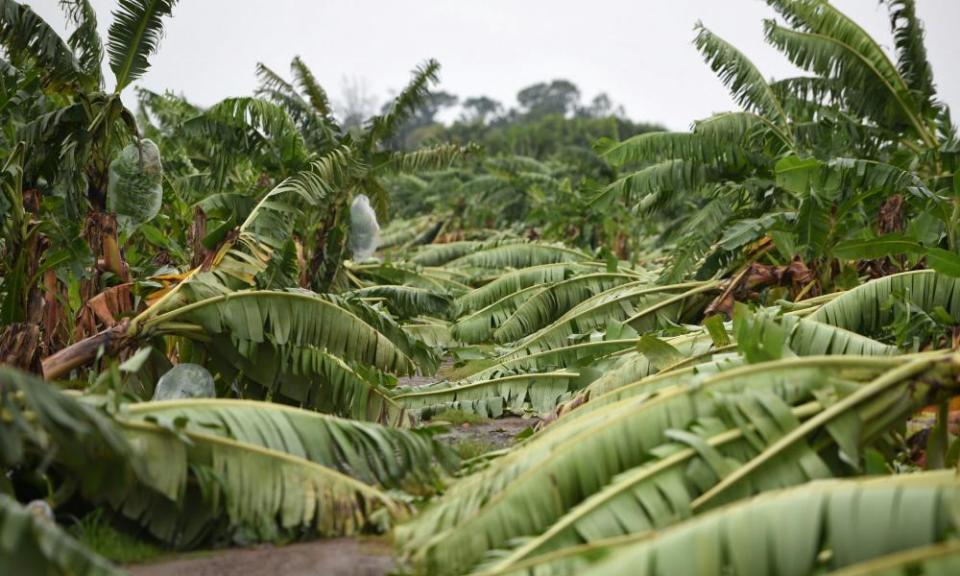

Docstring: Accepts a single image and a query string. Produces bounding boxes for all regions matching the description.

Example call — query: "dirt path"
[128,538,394,576]
[437,416,534,450]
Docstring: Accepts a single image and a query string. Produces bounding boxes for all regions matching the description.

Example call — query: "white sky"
[33,0,960,130]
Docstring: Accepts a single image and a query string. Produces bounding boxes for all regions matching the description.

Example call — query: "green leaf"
[833,234,925,260]
[733,303,786,363]
[703,315,731,347]
[775,155,821,194]
[926,248,960,277]
[200,215,236,250]
[107,0,178,91]
[636,335,684,371]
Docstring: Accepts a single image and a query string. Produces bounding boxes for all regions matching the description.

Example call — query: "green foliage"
[4,2,960,574]
[106,0,178,91]
[0,496,123,576]
[452,438,496,460]
[69,509,162,564]
[430,408,489,426]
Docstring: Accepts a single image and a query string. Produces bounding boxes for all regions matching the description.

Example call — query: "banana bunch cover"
[349,194,380,262]
[107,139,163,229]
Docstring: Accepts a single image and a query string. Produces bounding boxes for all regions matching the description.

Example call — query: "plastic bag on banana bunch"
[349,194,380,262]
[107,138,163,231]
[152,363,215,401]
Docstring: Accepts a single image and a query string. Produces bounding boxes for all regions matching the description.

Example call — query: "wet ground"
[127,538,394,576]
[436,416,535,450]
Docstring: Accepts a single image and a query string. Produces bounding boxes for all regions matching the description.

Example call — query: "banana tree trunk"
[0,188,51,372]
[41,320,132,380]
[309,195,349,292]
[0,324,41,371]
[189,206,209,268]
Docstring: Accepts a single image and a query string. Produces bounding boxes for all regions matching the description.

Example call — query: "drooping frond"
[351,285,453,319]
[204,147,354,285]
[106,0,178,91]
[182,96,308,172]
[398,353,940,575]
[561,335,730,413]
[507,282,715,356]
[593,159,712,210]
[394,370,581,418]
[600,112,773,184]
[811,270,960,336]
[59,0,103,88]
[480,393,827,572]
[411,241,483,267]
[147,289,422,375]
[694,23,790,129]
[467,339,641,381]
[351,262,472,294]
[254,62,320,127]
[0,367,134,495]
[452,284,546,344]
[396,355,869,575]
[571,472,960,576]
[256,62,299,100]
[121,399,455,487]
[707,111,794,159]
[0,0,79,86]
[766,0,909,94]
[116,416,399,543]
[770,75,845,108]
[454,262,612,314]
[493,273,640,343]
[658,193,735,284]
[189,337,409,425]
[446,242,592,269]
[556,308,879,409]
[885,0,938,117]
[775,155,935,201]
[762,16,932,144]
[137,88,199,131]
[763,309,899,357]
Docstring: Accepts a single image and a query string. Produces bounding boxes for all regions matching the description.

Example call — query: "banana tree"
[41,152,439,423]
[0,0,180,369]
[395,270,960,575]
[254,56,473,291]
[597,0,959,289]
[0,363,455,553]
[472,472,960,576]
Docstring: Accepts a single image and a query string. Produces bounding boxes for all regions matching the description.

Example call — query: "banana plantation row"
[2,0,960,575]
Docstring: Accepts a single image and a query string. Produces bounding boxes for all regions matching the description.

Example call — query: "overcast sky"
[34,0,960,130]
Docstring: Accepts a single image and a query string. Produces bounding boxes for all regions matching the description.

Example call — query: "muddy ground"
[127,538,394,576]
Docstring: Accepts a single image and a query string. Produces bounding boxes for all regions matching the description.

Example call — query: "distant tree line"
[337,78,663,157]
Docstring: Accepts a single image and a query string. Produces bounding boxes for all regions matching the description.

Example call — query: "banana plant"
[471,472,960,576]
[597,0,958,286]
[41,152,438,424]
[398,348,956,575]
[0,366,455,549]
[254,56,473,292]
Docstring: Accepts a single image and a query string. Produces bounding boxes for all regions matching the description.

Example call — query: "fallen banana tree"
[396,348,958,575]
